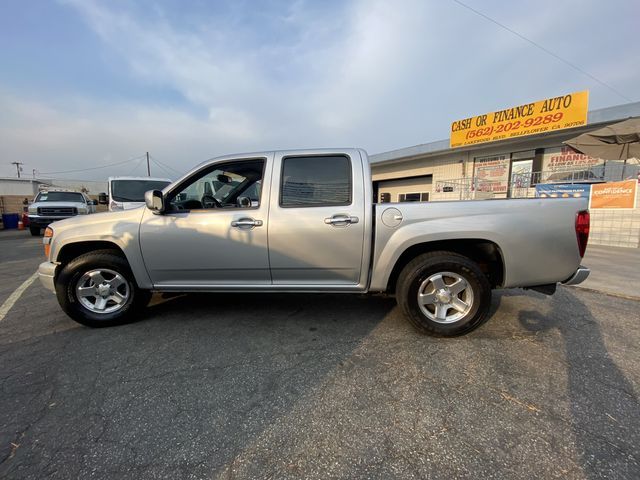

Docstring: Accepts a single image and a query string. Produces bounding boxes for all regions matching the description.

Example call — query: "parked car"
[38,149,590,336]
[102,176,172,211]
[27,189,97,236]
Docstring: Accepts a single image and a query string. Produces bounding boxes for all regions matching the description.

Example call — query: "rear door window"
[280,155,351,207]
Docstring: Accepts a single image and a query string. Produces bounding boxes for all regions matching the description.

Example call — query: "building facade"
[371,102,640,248]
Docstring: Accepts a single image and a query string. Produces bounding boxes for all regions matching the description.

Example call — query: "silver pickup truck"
[38,149,590,336]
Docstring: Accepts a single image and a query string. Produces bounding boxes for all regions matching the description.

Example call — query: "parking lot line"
[0,272,38,322]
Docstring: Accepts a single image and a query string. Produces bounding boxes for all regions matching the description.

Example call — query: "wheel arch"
[385,239,505,293]
[57,241,125,266]
[54,240,153,289]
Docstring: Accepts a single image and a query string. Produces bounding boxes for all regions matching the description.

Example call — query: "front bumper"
[38,261,58,293]
[561,266,590,286]
[28,216,73,228]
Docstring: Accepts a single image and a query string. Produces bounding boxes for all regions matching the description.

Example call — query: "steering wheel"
[201,194,222,209]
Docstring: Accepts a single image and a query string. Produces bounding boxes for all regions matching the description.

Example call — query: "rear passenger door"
[268,151,366,286]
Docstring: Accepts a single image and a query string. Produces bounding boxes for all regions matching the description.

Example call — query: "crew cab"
[38,149,590,336]
[27,189,97,236]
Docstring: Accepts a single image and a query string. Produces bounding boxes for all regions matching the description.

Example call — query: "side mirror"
[98,192,108,205]
[237,196,251,208]
[145,190,165,213]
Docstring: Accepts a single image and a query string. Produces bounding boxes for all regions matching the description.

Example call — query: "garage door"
[378,176,432,203]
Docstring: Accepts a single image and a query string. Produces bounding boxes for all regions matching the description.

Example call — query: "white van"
[104,176,172,211]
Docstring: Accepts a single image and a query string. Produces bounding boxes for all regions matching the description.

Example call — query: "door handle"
[231,218,263,229]
[324,215,359,226]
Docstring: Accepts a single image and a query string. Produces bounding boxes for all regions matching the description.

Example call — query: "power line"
[451,0,633,103]
[38,155,147,175]
[125,156,145,176]
[149,155,182,176]
[149,159,175,179]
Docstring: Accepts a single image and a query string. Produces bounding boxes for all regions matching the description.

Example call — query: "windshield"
[111,180,171,202]
[36,192,85,203]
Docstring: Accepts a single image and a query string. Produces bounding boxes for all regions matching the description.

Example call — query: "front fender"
[48,208,153,289]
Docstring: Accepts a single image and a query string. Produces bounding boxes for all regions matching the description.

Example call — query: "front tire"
[396,251,491,337]
[55,250,151,328]
[30,226,40,236]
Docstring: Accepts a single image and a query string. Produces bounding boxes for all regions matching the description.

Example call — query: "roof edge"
[370,101,640,164]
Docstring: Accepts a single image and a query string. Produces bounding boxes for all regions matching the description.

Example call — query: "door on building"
[510,159,534,198]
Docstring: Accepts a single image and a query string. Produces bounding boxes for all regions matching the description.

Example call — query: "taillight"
[43,227,54,258]
[575,210,590,258]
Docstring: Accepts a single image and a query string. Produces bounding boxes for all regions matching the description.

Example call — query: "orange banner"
[590,180,637,209]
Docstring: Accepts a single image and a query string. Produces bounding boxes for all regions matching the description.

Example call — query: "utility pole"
[146,152,151,177]
[11,161,23,178]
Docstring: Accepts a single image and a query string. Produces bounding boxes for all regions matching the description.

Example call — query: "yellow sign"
[450,91,589,148]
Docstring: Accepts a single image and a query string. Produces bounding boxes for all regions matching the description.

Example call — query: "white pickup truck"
[27,189,97,236]
[38,149,590,336]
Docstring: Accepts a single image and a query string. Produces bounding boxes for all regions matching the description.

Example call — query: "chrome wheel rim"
[75,268,130,314]
[418,271,474,324]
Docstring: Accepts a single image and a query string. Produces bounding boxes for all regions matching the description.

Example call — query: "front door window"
[166,159,264,211]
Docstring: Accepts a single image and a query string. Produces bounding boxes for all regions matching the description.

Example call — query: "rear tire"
[30,226,40,236]
[55,249,151,328]
[396,251,491,337]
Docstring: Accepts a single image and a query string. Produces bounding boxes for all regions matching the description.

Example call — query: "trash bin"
[1,213,20,229]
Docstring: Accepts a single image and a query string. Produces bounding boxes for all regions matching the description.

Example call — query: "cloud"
[61,0,435,134]
[0,92,238,178]
[1,0,638,179]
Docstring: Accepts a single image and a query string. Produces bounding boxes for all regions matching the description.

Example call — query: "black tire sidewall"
[56,252,140,327]
[399,254,491,336]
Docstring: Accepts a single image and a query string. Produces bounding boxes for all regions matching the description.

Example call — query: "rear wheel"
[55,250,151,327]
[30,226,40,236]
[396,251,491,336]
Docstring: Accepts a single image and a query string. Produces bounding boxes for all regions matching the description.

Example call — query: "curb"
[565,284,640,302]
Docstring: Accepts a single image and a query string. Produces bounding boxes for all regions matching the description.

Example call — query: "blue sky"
[1,0,638,180]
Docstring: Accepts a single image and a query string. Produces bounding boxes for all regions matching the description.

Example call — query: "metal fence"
[435,162,640,201]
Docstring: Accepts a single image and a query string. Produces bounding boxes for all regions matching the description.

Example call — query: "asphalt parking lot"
[0,232,639,479]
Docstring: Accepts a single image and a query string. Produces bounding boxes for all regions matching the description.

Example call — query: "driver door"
[139,155,273,287]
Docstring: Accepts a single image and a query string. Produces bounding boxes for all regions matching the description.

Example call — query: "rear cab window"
[280,155,352,207]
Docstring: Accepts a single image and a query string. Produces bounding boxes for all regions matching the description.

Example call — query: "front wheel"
[30,226,40,236]
[55,250,151,327]
[396,251,491,337]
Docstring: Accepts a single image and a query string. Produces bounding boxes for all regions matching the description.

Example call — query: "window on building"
[398,192,429,202]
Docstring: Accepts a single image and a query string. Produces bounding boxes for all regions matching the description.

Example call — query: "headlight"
[28,206,37,214]
[77,206,88,214]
